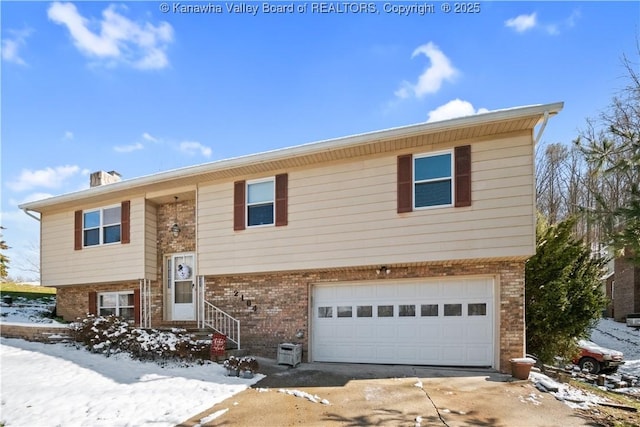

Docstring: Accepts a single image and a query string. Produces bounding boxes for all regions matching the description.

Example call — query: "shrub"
[71,315,210,364]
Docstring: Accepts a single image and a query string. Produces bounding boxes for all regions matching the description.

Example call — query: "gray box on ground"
[277,343,302,367]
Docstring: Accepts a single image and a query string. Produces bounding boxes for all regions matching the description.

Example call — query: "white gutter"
[21,208,41,222]
[19,101,563,212]
[534,110,550,145]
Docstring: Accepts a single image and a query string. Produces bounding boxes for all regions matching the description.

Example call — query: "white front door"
[169,253,196,321]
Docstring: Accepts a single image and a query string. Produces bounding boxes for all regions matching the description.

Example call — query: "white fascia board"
[20,102,563,212]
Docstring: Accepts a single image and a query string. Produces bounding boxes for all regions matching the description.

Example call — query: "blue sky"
[1,1,638,280]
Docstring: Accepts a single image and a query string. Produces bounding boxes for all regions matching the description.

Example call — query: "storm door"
[168,253,195,320]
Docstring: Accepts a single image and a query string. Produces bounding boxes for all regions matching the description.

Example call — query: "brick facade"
[613,255,640,321]
[204,260,526,372]
[157,198,196,256]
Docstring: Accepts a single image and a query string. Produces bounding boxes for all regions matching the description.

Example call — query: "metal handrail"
[202,299,241,349]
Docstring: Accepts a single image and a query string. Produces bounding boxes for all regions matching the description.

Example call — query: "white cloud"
[505,13,537,33]
[427,99,489,123]
[114,142,144,153]
[506,11,579,36]
[566,9,581,28]
[7,165,82,192]
[63,131,74,141]
[47,2,174,70]
[180,141,212,158]
[395,42,458,99]
[142,132,158,143]
[1,28,32,66]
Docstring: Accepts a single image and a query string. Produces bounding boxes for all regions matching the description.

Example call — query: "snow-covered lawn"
[0,299,261,427]
[527,318,640,410]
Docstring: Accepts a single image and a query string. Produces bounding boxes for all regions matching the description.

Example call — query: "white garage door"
[312,277,494,367]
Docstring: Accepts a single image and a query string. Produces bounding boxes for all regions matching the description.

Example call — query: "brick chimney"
[90,170,122,187]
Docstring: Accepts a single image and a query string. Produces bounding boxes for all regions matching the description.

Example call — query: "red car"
[573,340,625,374]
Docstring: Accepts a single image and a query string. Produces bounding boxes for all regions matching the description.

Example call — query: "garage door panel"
[441,345,467,363]
[466,324,492,343]
[445,282,465,295]
[418,331,442,343]
[419,346,441,361]
[465,345,492,365]
[465,279,493,297]
[333,323,356,341]
[397,327,418,339]
[313,277,494,367]
[354,323,375,339]
[376,323,397,339]
[417,282,442,298]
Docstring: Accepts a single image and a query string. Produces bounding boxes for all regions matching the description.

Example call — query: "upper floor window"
[414,151,453,209]
[247,178,275,227]
[84,205,121,246]
[397,145,470,213]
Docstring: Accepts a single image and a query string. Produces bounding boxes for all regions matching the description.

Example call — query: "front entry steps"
[189,329,248,360]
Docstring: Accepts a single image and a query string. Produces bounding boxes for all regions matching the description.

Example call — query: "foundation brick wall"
[0,323,72,342]
[57,281,142,321]
[204,260,526,373]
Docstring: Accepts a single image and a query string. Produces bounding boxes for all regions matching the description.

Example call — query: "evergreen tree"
[0,226,9,280]
[525,216,608,365]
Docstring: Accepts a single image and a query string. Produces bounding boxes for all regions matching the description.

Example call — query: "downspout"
[534,110,550,145]
[21,208,41,222]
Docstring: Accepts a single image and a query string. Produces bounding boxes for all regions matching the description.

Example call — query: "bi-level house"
[20,102,563,372]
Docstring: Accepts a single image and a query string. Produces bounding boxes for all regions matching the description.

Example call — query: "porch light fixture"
[171,196,181,237]
[376,266,390,275]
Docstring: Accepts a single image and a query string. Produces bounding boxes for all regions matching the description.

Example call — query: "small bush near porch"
[72,315,210,364]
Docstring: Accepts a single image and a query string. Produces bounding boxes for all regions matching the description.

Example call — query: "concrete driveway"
[180,359,596,427]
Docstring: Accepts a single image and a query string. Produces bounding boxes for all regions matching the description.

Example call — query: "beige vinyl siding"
[41,197,146,287]
[144,201,158,280]
[197,133,535,275]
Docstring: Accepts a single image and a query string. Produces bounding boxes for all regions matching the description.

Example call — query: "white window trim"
[246,177,275,228]
[413,149,454,210]
[83,204,122,247]
[98,291,134,321]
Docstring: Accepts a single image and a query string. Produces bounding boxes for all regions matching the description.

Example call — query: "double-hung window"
[247,178,275,227]
[98,292,134,321]
[414,151,453,209]
[83,205,121,246]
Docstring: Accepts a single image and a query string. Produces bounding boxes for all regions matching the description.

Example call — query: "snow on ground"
[528,318,640,410]
[1,299,638,425]
[589,317,640,377]
[0,300,261,427]
[0,296,60,325]
[529,371,610,410]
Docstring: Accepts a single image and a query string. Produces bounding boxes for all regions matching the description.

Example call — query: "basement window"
[98,292,134,321]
